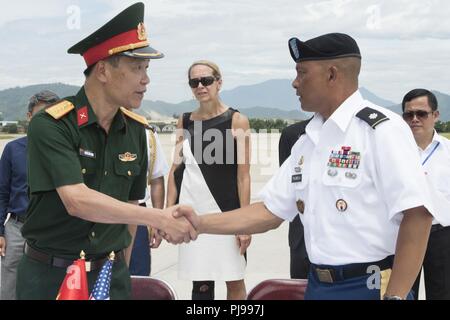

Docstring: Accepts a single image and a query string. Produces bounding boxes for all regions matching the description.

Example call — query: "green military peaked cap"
[68,2,164,67]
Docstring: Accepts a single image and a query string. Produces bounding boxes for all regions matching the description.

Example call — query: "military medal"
[336,199,348,212]
[327,146,360,169]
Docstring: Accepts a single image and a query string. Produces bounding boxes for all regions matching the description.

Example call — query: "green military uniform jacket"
[22,87,148,259]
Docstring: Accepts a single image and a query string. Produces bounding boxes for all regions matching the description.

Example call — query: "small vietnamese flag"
[56,250,89,300]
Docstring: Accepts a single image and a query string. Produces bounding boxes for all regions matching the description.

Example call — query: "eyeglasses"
[402,110,434,121]
[188,76,217,88]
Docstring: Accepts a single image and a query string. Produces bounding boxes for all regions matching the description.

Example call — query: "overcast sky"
[0,0,449,103]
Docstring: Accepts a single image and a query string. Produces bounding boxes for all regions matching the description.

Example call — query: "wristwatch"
[383,294,403,300]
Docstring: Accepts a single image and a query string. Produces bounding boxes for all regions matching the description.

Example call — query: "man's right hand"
[156,205,198,244]
[0,236,6,256]
[172,205,200,230]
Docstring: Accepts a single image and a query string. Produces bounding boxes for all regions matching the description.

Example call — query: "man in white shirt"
[402,89,450,300]
[129,126,169,276]
[174,33,434,300]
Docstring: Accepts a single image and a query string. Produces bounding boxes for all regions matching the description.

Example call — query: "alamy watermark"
[67,5,81,30]
[170,123,281,177]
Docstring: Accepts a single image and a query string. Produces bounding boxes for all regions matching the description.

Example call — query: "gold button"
[91,232,95,238]
[81,168,86,174]
[128,170,132,176]
[104,171,107,176]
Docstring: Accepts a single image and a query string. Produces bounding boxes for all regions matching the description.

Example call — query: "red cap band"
[83,29,145,66]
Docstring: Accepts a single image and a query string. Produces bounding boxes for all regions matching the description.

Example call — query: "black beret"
[68,2,163,67]
[288,33,361,62]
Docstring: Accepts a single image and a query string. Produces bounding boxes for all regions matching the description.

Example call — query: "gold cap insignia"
[119,152,137,162]
[137,22,147,41]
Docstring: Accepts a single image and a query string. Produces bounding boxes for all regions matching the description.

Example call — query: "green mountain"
[1,83,449,122]
[0,83,79,120]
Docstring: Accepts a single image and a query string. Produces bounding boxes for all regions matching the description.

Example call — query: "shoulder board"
[120,107,149,128]
[356,107,389,129]
[45,100,74,120]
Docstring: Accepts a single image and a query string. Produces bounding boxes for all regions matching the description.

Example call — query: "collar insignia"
[77,106,89,126]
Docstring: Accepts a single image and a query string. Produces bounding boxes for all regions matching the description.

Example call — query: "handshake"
[154,205,200,244]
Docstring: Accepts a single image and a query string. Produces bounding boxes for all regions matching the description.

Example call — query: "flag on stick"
[56,250,89,300]
[89,251,115,300]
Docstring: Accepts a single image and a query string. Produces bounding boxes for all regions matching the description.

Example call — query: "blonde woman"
[167,60,251,300]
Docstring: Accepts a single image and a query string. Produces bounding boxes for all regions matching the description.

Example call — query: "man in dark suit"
[278,121,311,279]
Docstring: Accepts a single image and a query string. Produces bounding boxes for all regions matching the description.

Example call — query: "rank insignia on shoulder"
[45,100,74,120]
[119,152,137,162]
[356,107,389,129]
[120,107,149,128]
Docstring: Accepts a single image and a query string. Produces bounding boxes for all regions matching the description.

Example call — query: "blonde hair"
[188,60,222,80]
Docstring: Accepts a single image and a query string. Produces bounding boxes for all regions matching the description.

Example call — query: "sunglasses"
[188,76,217,88]
[402,110,434,121]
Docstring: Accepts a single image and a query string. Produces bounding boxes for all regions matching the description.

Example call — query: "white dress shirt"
[420,131,450,226]
[139,129,169,204]
[259,90,434,265]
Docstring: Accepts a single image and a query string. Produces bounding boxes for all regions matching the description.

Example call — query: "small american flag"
[89,252,115,300]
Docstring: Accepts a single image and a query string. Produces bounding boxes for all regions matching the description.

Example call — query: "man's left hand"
[236,234,251,255]
[148,227,163,248]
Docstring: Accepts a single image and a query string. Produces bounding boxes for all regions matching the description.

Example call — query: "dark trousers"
[305,260,414,300]
[412,225,450,300]
[129,225,151,276]
[129,203,151,276]
[16,254,131,300]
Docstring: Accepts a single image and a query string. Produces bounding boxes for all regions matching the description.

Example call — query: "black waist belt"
[312,255,394,284]
[24,242,123,272]
[10,212,26,223]
[431,224,448,233]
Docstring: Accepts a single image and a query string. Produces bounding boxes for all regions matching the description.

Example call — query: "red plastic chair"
[130,276,178,300]
[246,279,308,300]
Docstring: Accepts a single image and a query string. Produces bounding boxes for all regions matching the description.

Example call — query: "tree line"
[435,121,450,133]
[2,119,450,135]
[249,118,289,132]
